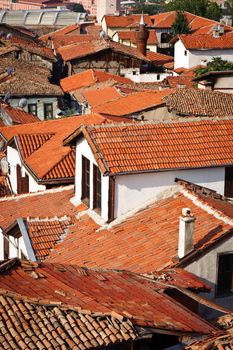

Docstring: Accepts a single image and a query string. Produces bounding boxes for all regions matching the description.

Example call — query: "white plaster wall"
[188,49,233,69]
[114,167,225,217]
[75,139,109,221]
[174,40,190,69]
[123,71,167,82]
[9,236,27,259]
[186,235,233,319]
[7,145,45,194]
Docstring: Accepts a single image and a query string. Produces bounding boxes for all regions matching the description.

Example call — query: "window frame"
[28,103,37,116]
[93,164,101,213]
[81,156,90,206]
[43,103,53,120]
[216,252,233,297]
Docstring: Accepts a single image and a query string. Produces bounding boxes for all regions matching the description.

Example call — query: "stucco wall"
[174,40,189,69]
[186,235,233,319]
[114,167,225,218]
[75,138,109,221]
[7,145,45,194]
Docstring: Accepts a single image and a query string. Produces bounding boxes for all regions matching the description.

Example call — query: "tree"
[166,0,222,21]
[170,11,191,36]
[195,57,233,76]
[73,3,86,13]
[224,0,233,18]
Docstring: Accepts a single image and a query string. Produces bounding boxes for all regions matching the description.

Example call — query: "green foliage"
[195,57,233,76]
[166,0,222,21]
[224,0,233,17]
[170,11,190,36]
[73,3,86,13]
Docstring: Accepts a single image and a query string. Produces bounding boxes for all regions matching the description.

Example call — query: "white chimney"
[178,208,195,259]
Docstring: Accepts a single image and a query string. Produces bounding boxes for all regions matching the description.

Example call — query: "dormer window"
[93,164,101,213]
[81,156,90,206]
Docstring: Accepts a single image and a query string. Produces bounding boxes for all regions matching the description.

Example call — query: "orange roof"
[104,14,153,28]
[178,32,233,49]
[0,114,108,182]
[0,259,216,334]
[57,39,173,64]
[0,103,39,124]
[47,185,233,272]
[118,29,158,45]
[78,119,233,175]
[40,24,80,41]
[92,89,173,116]
[84,86,124,108]
[163,75,194,88]
[60,69,131,92]
[51,34,95,50]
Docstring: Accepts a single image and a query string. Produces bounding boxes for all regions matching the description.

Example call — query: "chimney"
[135,14,149,56]
[178,208,195,259]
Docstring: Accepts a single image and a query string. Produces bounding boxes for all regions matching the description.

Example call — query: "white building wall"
[174,40,190,69]
[114,167,225,218]
[7,145,46,194]
[186,235,233,318]
[123,70,167,82]
[75,139,109,221]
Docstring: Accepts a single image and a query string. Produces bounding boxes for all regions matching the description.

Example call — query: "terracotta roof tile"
[93,89,173,116]
[0,176,11,197]
[0,259,216,334]
[51,34,95,50]
[104,14,153,28]
[0,186,76,230]
[164,88,233,117]
[185,331,233,350]
[25,216,74,260]
[1,114,108,182]
[40,24,80,41]
[179,32,233,50]
[79,119,233,175]
[48,186,233,272]
[0,103,39,125]
[84,86,124,108]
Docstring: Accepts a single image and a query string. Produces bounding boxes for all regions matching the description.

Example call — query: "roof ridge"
[26,215,72,222]
[181,188,233,225]
[0,185,74,202]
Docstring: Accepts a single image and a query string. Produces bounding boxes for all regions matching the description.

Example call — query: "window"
[28,103,37,116]
[93,164,101,213]
[184,50,187,56]
[157,74,160,80]
[44,103,53,120]
[16,165,29,194]
[4,235,9,260]
[217,253,233,296]
[225,167,233,197]
[81,156,90,206]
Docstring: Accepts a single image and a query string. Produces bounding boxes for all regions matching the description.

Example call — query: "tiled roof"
[178,32,233,50]
[104,14,153,28]
[60,69,131,92]
[185,332,233,350]
[164,88,233,117]
[0,58,62,96]
[0,186,76,230]
[151,11,233,34]
[84,86,124,108]
[162,75,194,88]
[78,119,233,175]
[48,185,233,272]
[0,259,216,334]
[0,102,39,124]
[93,89,173,117]
[51,34,95,50]
[0,176,11,197]
[2,114,108,182]
[57,39,173,64]
[40,24,80,41]
[118,29,158,45]
[0,293,137,350]
[25,216,74,260]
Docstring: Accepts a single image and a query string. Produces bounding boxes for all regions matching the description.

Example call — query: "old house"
[0,57,62,119]
[192,70,233,93]
[0,114,108,194]
[173,32,233,69]
[0,101,39,126]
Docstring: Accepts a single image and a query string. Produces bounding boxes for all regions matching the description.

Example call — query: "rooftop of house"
[0,57,62,96]
[164,88,233,117]
[84,86,125,108]
[39,24,80,41]
[185,330,233,350]
[69,118,233,175]
[104,14,153,28]
[162,75,194,88]
[192,70,233,81]
[0,114,109,183]
[0,258,217,335]
[92,89,173,117]
[51,34,96,50]
[60,69,131,93]
[177,32,233,50]
[0,175,11,197]
[57,39,173,64]
[0,101,39,125]
[117,29,158,45]
[150,11,233,34]
[0,186,76,230]
[47,182,233,272]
